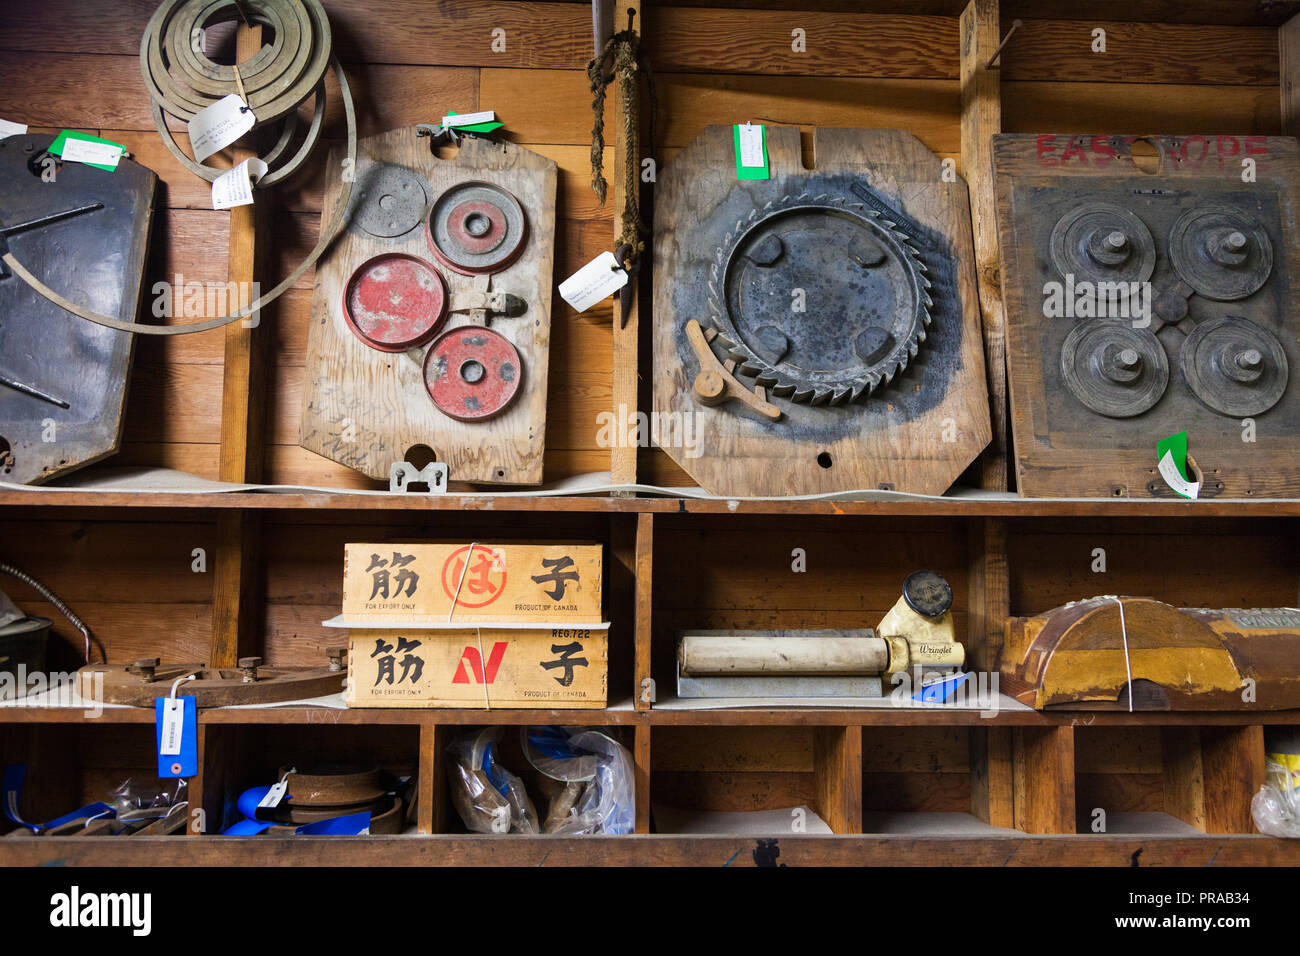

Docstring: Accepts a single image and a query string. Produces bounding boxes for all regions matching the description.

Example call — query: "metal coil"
[1,562,95,663]
[139,0,332,186]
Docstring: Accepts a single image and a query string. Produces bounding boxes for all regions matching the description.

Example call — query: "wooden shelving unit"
[2,0,1299,865]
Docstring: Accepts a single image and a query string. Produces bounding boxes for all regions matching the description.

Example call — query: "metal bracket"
[448,273,526,325]
[388,461,449,494]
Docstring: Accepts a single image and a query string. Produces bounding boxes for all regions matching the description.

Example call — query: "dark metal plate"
[1169,205,1273,301]
[1181,315,1288,417]
[1061,321,1168,418]
[1049,202,1156,288]
[350,164,429,239]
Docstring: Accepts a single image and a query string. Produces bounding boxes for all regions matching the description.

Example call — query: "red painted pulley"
[426,180,528,276]
[342,253,448,352]
[423,326,523,421]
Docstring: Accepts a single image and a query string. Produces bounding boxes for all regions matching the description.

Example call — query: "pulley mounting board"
[0,134,157,484]
[653,127,990,497]
[993,134,1300,498]
[299,129,556,485]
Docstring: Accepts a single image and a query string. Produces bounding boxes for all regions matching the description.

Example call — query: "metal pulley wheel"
[426,181,528,275]
[1049,203,1156,290]
[710,191,931,405]
[342,253,448,352]
[139,0,333,186]
[1168,206,1273,301]
[351,164,429,238]
[423,326,522,421]
[1060,321,1168,418]
[1180,316,1288,417]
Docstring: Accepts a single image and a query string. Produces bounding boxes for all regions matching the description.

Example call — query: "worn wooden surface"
[298,129,557,484]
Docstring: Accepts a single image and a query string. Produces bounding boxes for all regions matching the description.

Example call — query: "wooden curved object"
[78,662,344,707]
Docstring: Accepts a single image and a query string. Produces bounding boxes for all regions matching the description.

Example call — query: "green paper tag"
[734,123,769,180]
[1156,431,1200,499]
[443,110,504,135]
[48,130,125,171]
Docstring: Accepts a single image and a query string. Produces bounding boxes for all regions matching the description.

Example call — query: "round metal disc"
[1049,203,1156,289]
[902,571,953,618]
[1060,322,1168,418]
[423,326,523,421]
[352,164,429,238]
[1181,316,1288,417]
[426,181,527,275]
[1169,206,1273,301]
[342,253,448,352]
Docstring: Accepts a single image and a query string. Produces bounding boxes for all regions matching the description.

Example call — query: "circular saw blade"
[1180,315,1288,417]
[1060,321,1168,418]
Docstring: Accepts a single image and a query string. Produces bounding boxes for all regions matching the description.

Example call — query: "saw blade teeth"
[714,330,735,348]
[850,384,868,402]
[755,372,779,388]
[917,326,928,344]
[829,387,851,405]
[792,387,815,403]
[770,382,795,398]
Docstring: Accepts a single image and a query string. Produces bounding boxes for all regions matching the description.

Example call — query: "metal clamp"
[389,461,449,494]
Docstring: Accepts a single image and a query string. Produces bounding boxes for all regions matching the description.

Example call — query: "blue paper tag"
[156,696,197,778]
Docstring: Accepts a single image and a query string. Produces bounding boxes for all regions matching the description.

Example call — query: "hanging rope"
[586,15,656,267]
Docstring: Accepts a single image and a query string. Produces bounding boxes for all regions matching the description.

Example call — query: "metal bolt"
[1225,231,1248,252]
[238,656,263,683]
[134,658,160,682]
[327,647,347,672]
[1105,231,1128,251]
[1237,348,1262,370]
[1117,348,1140,369]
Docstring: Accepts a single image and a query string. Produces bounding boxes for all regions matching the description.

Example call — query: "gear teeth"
[792,387,815,403]
[770,382,795,398]
[850,384,867,402]
[829,387,851,405]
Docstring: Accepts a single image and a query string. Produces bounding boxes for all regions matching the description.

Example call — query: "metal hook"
[985,19,1023,69]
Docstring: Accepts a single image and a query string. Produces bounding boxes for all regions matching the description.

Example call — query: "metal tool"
[615,241,638,328]
[0,374,70,409]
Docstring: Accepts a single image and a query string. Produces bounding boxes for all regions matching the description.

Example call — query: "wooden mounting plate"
[652,126,990,497]
[79,662,343,707]
[993,133,1300,498]
[299,129,557,485]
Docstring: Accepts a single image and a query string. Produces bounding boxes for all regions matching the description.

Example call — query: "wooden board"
[652,126,990,496]
[993,133,1300,497]
[299,128,557,484]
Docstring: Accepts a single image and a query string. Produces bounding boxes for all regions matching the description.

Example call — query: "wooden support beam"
[814,725,863,834]
[211,23,271,668]
[960,0,1009,491]
[634,723,651,833]
[611,0,642,490]
[1164,724,1265,833]
[966,516,1008,675]
[971,725,1014,828]
[418,723,448,835]
[633,511,654,711]
[1013,725,1075,833]
[1281,14,1300,133]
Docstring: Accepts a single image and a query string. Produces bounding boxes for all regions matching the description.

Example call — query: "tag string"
[1110,597,1134,714]
[168,673,196,700]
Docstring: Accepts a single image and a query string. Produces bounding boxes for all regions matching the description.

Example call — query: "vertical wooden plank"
[966,517,1008,675]
[634,512,654,711]
[814,725,863,834]
[634,723,651,833]
[1201,724,1265,833]
[211,23,270,668]
[960,0,1008,490]
[1013,725,1075,833]
[970,725,1014,828]
[1162,726,1207,831]
[611,0,642,489]
[417,722,442,835]
[1281,14,1300,134]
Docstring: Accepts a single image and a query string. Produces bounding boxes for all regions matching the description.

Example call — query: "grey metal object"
[351,164,429,239]
[388,460,449,493]
[1169,206,1273,301]
[1050,202,1156,289]
[1181,315,1288,417]
[1061,321,1169,418]
[903,570,953,617]
[708,191,931,405]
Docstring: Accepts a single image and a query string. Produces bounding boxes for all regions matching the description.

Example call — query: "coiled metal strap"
[1,562,95,663]
[140,0,332,187]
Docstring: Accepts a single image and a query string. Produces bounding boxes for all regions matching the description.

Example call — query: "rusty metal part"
[238,656,262,682]
[1181,315,1288,417]
[708,189,931,405]
[351,164,429,238]
[422,325,522,421]
[1169,206,1273,301]
[342,253,448,352]
[139,0,333,187]
[1060,321,1168,418]
[277,765,387,807]
[1049,202,1156,289]
[426,180,528,275]
[80,659,344,706]
[685,319,781,420]
[326,646,346,671]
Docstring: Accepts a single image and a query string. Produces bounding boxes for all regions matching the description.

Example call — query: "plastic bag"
[522,726,634,835]
[1251,758,1300,837]
[448,727,538,834]
[107,776,188,829]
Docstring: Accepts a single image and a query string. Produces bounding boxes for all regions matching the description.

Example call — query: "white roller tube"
[678,635,890,676]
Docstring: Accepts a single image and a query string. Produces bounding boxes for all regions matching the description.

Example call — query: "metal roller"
[341,253,448,352]
[426,181,528,275]
[1060,321,1168,418]
[1181,316,1288,417]
[678,634,890,676]
[423,326,523,421]
[1049,202,1156,289]
[1169,206,1273,301]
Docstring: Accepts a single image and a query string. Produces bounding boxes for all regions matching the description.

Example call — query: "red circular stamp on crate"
[440,546,507,609]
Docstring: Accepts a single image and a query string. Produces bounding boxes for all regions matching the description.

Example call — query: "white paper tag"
[257,778,290,809]
[0,119,27,140]
[159,699,184,755]
[442,110,495,128]
[558,251,629,313]
[61,138,123,168]
[211,158,269,210]
[1157,450,1200,499]
[188,94,256,163]
[738,123,765,168]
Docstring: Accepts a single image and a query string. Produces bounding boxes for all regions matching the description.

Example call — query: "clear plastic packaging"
[1251,758,1300,838]
[521,726,634,835]
[107,776,188,828]
[447,727,539,834]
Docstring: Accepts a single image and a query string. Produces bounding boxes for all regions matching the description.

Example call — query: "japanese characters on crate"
[335,542,608,708]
